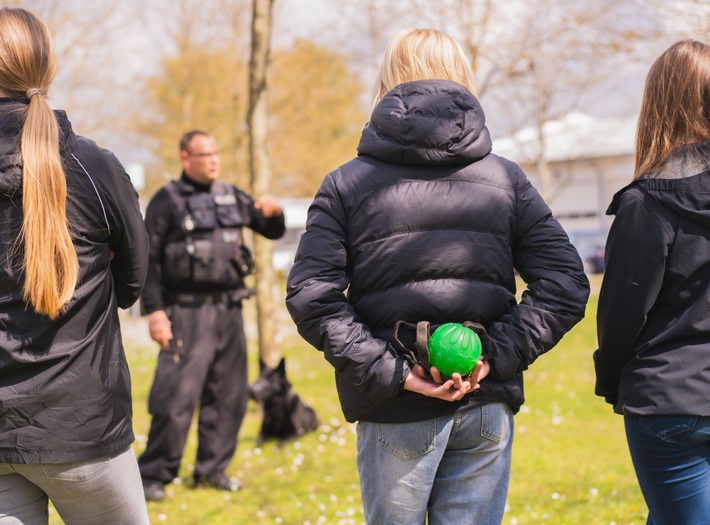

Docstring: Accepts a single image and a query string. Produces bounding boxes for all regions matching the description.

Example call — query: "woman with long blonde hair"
[595,39,710,525]
[0,7,150,524]
[287,28,588,524]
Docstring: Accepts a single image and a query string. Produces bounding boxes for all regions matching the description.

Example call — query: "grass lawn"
[48,274,647,524]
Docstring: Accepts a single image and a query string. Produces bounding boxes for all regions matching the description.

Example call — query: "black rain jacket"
[595,139,710,416]
[286,80,589,423]
[0,99,149,463]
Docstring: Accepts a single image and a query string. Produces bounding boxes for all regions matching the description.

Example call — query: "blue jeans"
[625,415,710,525]
[357,402,513,525]
[0,447,150,525]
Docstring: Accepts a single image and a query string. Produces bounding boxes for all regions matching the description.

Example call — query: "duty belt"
[165,288,254,306]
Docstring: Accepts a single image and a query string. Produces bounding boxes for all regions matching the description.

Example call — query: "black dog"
[249,357,319,444]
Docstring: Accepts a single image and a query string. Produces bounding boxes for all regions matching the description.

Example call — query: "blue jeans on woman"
[357,402,513,525]
[625,415,710,525]
[0,446,150,525]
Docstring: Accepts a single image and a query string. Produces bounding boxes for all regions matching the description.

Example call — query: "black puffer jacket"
[595,140,710,416]
[286,80,589,423]
[0,99,149,463]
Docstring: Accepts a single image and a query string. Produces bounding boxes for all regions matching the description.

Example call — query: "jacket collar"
[641,139,710,181]
[607,140,710,218]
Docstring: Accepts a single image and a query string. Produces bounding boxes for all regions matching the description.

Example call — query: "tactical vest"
[161,179,254,290]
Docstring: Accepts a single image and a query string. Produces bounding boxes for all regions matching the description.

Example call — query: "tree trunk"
[247,0,280,367]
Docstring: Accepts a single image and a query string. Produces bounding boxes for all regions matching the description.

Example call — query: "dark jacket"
[0,99,149,463]
[286,80,589,423]
[595,140,710,416]
[141,174,285,313]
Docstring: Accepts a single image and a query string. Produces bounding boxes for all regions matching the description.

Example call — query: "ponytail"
[20,90,78,319]
[0,7,78,318]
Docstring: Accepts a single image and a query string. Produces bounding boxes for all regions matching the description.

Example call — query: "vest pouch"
[191,239,220,282]
[233,245,255,277]
[215,193,244,227]
[162,241,192,285]
[187,193,217,231]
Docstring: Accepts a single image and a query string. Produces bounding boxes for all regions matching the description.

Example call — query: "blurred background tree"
[269,40,366,197]
[7,0,705,201]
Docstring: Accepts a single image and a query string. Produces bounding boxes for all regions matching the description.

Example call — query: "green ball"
[427,323,482,377]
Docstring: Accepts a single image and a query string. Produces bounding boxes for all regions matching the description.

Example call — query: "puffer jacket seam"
[343,172,514,201]
[356,227,512,248]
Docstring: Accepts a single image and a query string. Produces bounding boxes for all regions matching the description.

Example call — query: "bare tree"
[656,0,710,42]
[8,0,127,140]
[248,0,281,367]
[315,0,653,202]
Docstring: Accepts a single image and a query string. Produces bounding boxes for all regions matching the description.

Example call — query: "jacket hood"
[608,139,710,227]
[0,98,75,197]
[357,80,492,165]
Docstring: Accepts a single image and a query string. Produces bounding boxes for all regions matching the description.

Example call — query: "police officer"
[138,130,285,502]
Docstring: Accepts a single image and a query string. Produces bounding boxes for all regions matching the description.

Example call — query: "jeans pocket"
[377,420,436,460]
[639,415,697,440]
[41,454,113,482]
[481,402,513,443]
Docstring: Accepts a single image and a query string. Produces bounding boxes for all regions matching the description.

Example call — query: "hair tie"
[26,88,43,100]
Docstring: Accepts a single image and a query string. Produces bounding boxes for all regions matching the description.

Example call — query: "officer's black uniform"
[138,173,285,486]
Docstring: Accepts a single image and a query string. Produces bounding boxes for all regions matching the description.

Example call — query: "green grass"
[48,275,646,524]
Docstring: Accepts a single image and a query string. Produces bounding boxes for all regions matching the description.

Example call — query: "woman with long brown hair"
[595,39,710,524]
[0,7,150,524]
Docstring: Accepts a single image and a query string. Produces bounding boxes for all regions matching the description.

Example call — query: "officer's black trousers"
[138,301,248,484]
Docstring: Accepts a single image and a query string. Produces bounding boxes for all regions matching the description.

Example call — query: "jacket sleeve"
[594,189,673,405]
[487,168,590,380]
[286,174,410,399]
[140,189,173,314]
[103,152,149,309]
[238,189,286,240]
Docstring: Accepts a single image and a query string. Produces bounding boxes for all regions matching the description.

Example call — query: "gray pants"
[0,447,150,525]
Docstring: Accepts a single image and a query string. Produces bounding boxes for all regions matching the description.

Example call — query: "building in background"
[494,112,637,273]
[273,198,311,275]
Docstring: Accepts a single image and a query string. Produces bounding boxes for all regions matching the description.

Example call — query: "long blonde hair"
[634,39,710,179]
[0,7,78,319]
[372,28,477,108]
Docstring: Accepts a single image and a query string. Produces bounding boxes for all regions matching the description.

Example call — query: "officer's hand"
[254,195,282,218]
[148,310,172,349]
